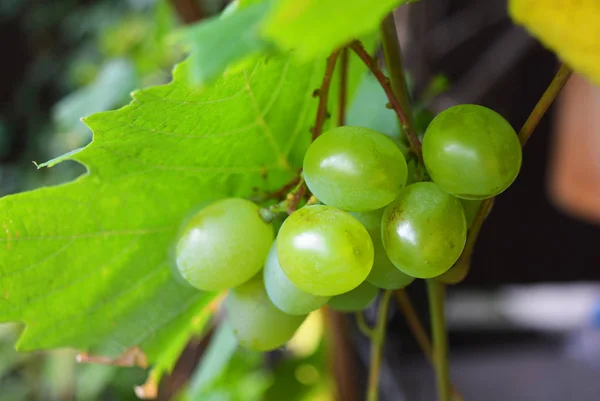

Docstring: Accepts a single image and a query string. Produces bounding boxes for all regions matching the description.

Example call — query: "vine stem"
[441,63,572,284]
[366,290,393,401]
[313,49,342,140]
[519,64,573,146]
[427,280,450,401]
[380,14,414,130]
[338,47,349,126]
[350,41,422,162]
[394,290,464,401]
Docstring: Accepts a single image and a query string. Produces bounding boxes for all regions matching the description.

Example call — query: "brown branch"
[312,50,342,140]
[350,41,422,162]
[169,0,204,24]
[337,48,349,126]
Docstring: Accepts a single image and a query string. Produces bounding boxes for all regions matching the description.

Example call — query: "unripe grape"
[276,205,374,296]
[226,276,306,351]
[175,198,273,291]
[263,244,329,315]
[382,182,467,278]
[328,281,379,312]
[303,126,408,211]
[350,209,414,290]
[423,104,522,199]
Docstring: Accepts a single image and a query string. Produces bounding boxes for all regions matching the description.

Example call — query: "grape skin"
[276,205,374,296]
[226,275,306,351]
[263,244,329,315]
[382,182,467,278]
[328,281,379,312]
[350,209,415,290]
[423,104,522,199]
[175,198,273,291]
[303,126,408,211]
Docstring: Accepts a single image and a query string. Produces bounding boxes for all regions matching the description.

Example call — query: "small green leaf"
[185,1,274,85]
[262,0,405,60]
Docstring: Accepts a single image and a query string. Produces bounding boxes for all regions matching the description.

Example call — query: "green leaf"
[185,1,275,85]
[262,0,405,60]
[0,52,323,371]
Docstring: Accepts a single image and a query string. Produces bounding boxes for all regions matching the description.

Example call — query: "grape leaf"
[185,1,275,85]
[0,53,323,371]
[261,0,405,60]
[509,0,600,85]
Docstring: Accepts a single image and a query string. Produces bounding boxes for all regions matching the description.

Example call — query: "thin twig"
[394,290,464,401]
[442,63,573,285]
[427,280,450,401]
[367,291,393,401]
[380,14,414,128]
[313,50,342,140]
[338,47,349,126]
[261,174,301,200]
[355,311,375,338]
[350,40,422,162]
[519,63,572,146]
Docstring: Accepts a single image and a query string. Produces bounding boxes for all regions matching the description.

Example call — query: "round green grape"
[303,126,408,211]
[263,244,329,315]
[276,205,374,296]
[225,275,306,351]
[460,199,482,229]
[350,209,415,290]
[175,198,273,291]
[422,104,522,199]
[328,281,379,312]
[382,182,467,278]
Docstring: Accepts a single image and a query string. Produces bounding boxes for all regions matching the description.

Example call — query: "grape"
[382,182,467,278]
[328,281,379,312]
[225,275,306,351]
[460,199,482,229]
[263,244,329,315]
[303,126,408,211]
[350,209,414,290]
[276,205,374,296]
[175,198,273,291]
[422,104,522,199]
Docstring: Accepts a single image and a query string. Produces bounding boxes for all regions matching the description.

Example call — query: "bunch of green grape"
[174,105,522,351]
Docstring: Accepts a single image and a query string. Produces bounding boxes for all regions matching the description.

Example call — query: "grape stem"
[427,280,450,401]
[519,63,572,146]
[337,47,349,127]
[366,290,393,401]
[258,176,307,222]
[312,49,342,140]
[394,290,464,401]
[443,63,572,284]
[355,311,375,338]
[380,14,414,131]
[350,40,423,163]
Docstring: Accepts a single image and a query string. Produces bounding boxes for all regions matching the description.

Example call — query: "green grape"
[422,104,522,199]
[175,198,273,291]
[276,205,374,296]
[225,276,306,351]
[303,126,408,211]
[350,209,414,290]
[328,281,379,312]
[460,199,482,229]
[382,182,467,278]
[263,244,329,315]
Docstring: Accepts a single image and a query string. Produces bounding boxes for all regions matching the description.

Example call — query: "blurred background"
[2,0,600,400]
